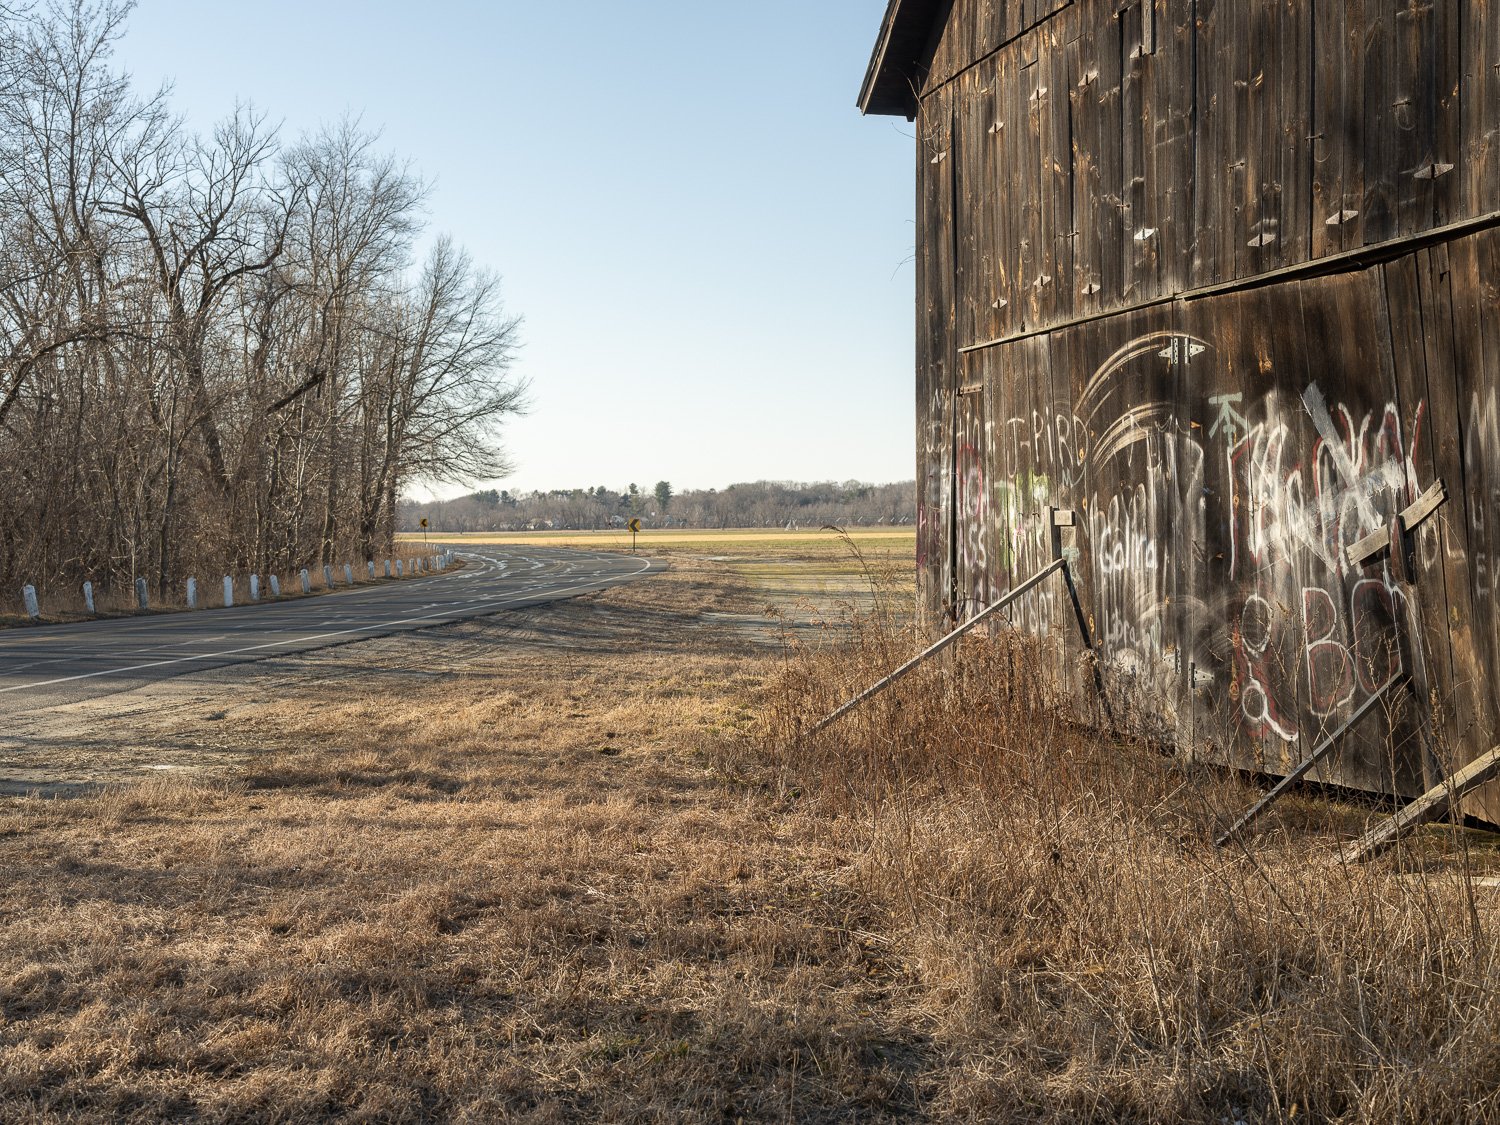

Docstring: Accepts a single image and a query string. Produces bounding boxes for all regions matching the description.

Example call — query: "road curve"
[0,547,660,715]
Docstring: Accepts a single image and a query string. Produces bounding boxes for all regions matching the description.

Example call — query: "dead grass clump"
[741,610,1500,1122]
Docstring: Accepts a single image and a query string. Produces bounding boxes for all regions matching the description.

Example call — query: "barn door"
[952,387,991,620]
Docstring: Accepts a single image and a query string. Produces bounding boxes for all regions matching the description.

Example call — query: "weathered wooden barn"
[861,0,1500,812]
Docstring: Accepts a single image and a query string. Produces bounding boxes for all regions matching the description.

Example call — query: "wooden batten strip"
[1337,746,1500,865]
[959,207,1500,355]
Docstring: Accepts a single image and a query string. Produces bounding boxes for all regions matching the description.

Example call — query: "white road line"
[0,556,653,695]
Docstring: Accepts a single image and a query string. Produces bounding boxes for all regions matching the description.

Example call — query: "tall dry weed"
[738,575,1500,1123]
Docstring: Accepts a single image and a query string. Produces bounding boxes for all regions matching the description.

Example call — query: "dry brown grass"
[0,550,928,1121]
[4,535,1500,1122]
[737,564,1500,1123]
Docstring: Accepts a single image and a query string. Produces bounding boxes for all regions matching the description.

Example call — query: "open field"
[4,530,1500,1121]
[404,525,916,555]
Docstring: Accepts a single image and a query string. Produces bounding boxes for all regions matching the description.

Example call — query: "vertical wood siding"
[910,0,1500,802]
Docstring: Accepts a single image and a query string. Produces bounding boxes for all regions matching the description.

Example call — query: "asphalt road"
[0,547,660,715]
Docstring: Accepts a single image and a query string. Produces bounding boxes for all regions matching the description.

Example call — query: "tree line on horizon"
[399,479,916,533]
[0,2,524,599]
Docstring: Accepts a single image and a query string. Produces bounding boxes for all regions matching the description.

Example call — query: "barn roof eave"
[857,0,947,118]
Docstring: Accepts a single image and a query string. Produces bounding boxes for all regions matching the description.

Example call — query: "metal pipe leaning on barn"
[808,558,1071,736]
[1213,669,1410,848]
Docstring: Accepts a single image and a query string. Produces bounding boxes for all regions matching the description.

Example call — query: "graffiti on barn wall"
[978,332,1427,748]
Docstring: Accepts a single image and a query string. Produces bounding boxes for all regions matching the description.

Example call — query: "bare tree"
[0,3,525,603]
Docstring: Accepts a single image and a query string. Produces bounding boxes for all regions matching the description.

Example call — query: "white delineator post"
[186,577,198,608]
[269,574,281,597]
[384,560,392,577]
[323,564,334,588]
[300,569,311,594]
[396,560,404,577]
[249,575,260,601]
[343,563,354,585]
[223,576,233,607]
[22,585,39,619]
[83,581,95,614]
[135,577,149,610]
[367,560,375,579]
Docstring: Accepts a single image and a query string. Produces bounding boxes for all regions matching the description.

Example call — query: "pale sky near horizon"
[111,1,916,499]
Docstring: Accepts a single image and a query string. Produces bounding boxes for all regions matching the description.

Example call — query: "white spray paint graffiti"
[991,329,1429,748]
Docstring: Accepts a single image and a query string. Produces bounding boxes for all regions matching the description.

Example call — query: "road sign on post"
[628,517,641,553]
[420,517,429,543]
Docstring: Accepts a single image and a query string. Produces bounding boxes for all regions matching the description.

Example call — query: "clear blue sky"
[113,1,916,498]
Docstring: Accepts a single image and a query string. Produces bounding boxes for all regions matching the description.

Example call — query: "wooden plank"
[1337,745,1500,864]
[973,63,1008,345]
[1177,292,1240,765]
[1391,0,1438,238]
[1431,0,1461,226]
[1368,254,1444,792]
[1119,0,1153,303]
[1361,4,1397,245]
[916,86,958,631]
[937,85,959,627]
[1021,54,1048,326]
[1400,478,1448,532]
[955,67,992,348]
[1313,0,1368,255]
[991,340,1022,599]
[1047,18,1078,324]
[954,386,992,617]
[1070,8,1103,318]
[1450,233,1500,724]
[1095,1,1126,305]
[1154,0,1195,294]
[1466,227,1500,766]
[1412,238,1500,819]
[1467,0,1500,217]
[1241,0,1284,274]
[1380,250,1452,798]
[1224,0,1251,280]
[994,47,1021,340]
[1248,281,1315,776]
[1017,331,1061,644]
[1278,0,1313,268]
[1292,269,1423,795]
[1191,0,1224,284]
